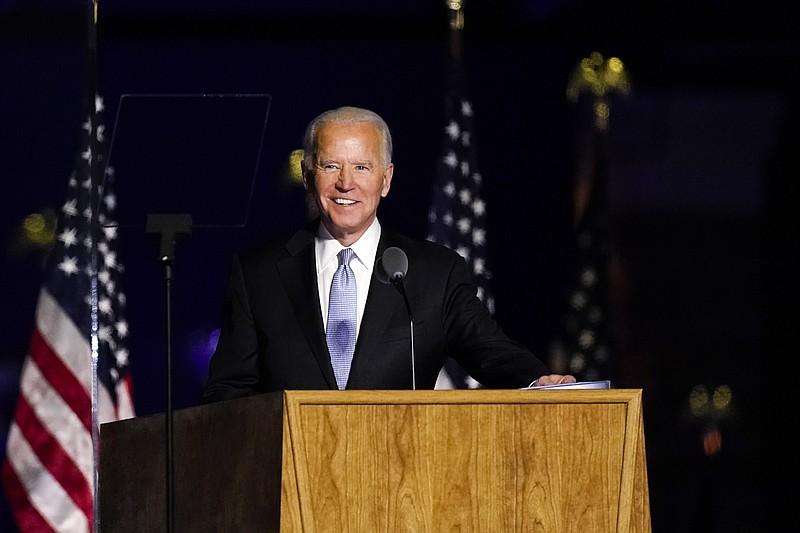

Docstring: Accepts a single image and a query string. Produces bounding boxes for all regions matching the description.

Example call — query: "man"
[201,106,573,403]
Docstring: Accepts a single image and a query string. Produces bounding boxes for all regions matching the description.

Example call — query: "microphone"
[377,247,415,389]
[376,246,408,284]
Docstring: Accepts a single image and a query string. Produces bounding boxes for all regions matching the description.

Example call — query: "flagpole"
[447,0,464,60]
[84,2,105,532]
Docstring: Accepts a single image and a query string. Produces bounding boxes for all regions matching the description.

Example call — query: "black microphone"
[377,247,415,389]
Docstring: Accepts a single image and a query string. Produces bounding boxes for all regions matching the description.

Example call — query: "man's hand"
[530,374,578,387]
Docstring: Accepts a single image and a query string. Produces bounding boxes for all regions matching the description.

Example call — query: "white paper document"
[520,380,612,390]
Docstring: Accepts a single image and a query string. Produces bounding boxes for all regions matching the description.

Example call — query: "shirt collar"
[315,218,382,273]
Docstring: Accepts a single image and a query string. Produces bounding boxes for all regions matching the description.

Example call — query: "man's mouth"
[333,198,356,205]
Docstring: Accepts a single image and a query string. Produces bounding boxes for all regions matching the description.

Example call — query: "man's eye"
[319,163,339,172]
[355,165,369,171]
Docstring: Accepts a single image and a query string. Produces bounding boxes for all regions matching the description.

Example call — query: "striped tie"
[326,248,357,389]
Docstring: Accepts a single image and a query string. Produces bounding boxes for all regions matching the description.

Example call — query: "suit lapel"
[350,237,403,384]
[277,225,338,389]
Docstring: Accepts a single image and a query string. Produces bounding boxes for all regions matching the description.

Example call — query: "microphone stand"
[146,213,192,533]
[391,277,416,390]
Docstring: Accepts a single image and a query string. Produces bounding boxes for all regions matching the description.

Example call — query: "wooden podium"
[99,389,650,532]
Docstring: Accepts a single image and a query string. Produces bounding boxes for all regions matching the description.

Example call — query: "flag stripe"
[9,394,93,520]
[28,325,92,433]
[16,358,94,485]
[113,375,136,421]
[35,288,94,394]
[1,460,56,533]
[5,424,88,532]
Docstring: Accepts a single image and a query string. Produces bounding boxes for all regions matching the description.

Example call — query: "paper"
[521,380,611,390]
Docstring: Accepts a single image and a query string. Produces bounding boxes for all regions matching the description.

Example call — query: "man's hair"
[302,106,393,171]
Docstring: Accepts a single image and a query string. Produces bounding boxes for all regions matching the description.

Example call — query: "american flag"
[428,53,492,390]
[2,95,135,532]
[556,128,615,382]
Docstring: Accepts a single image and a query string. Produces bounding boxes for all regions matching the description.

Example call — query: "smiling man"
[201,106,573,402]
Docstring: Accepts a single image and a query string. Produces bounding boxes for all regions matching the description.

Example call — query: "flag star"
[443,152,458,169]
[63,199,78,216]
[104,251,118,269]
[95,95,104,113]
[82,119,91,133]
[459,188,472,205]
[115,320,129,338]
[98,296,113,316]
[460,99,473,117]
[442,212,453,225]
[59,228,78,247]
[570,290,587,310]
[442,182,456,197]
[569,353,586,372]
[474,257,486,275]
[103,193,116,211]
[445,120,460,140]
[472,228,486,246]
[578,329,596,349]
[98,269,111,284]
[580,268,597,287]
[428,209,437,223]
[98,325,112,343]
[81,148,92,163]
[460,161,470,177]
[473,172,482,185]
[456,217,471,234]
[460,131,471,147]
[102,225,117,240]
[58,256,79,276]
[471,198,486,217]
[455,245,470,260]
[98,242,109,255]
[96,124,105,143]
[109,368,119,383]
[115,347,129,367]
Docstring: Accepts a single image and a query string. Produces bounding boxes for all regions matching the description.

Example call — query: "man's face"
[304,121,393,246]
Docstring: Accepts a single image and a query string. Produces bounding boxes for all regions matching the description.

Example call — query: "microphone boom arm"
[391,276,416,390]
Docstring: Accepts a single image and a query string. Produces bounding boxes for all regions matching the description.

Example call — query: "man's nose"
[337,168,354,189]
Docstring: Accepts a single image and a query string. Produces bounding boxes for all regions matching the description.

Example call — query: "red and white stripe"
[3,289,134,532]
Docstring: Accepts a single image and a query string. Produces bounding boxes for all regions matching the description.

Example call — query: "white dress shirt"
[315,218,381,338]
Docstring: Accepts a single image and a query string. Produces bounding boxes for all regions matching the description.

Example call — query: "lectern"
[99,389,650,532]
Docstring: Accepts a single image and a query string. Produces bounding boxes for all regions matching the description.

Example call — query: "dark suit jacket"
[201,221,548,403]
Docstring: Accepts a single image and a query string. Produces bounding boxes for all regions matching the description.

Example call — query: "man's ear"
[301,162,311,191]
[380,163,394,198]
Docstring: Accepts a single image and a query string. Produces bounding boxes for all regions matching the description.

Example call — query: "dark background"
[1,1,797,531]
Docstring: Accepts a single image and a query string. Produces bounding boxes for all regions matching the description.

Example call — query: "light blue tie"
[327,248,357,389]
